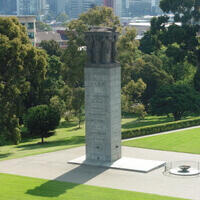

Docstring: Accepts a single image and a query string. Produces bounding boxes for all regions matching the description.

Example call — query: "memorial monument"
[69,27,165,172]
[84,27,121,162]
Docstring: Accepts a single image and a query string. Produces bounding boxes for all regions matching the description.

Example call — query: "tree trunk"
[173,112,182,121]
[78,120,81,129]
[197,60,200,70]
[41,136,44,143]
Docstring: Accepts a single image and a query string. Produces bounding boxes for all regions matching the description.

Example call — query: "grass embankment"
[0,173,186,200]
[0,114,198,161]
[123,127,200,154]
[0,122,85,161]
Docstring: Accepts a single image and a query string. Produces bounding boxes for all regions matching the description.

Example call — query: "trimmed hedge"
[122,117,200,139]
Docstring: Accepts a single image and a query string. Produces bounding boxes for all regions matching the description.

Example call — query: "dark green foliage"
[63,6,121,88]
[138,32,154,54]
[133,54,173,106]
[79,6,120,27]
[71,87,85,128]
[24,55,64,110]
[43,11,55,22]
[36,21,52,31]
[40,40,62,57]
[56,12,69,23]
[194,69,200,92]
[23,105,60,143]
[150,85,200,121]
[152,0,200,69]
[0,17,47,144]
[122,117,200,139]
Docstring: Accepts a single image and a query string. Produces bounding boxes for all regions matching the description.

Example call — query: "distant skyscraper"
[114,0,121,18]
[104,0,114,8]
[17,0,46,15]
[83,0,103,12]
[122,0,130,17]
[69,0,84,19]
[104,0,121,18]
[0,0,17,15]
[49,0,67,16]
[153,0,162,15]
[69,0,121,20]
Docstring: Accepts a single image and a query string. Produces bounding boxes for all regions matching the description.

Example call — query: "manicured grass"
[0,173,185,200]
[0,122,85,161]
[0,114,198,161]
[121,113,193,130]
[123,127,200,154]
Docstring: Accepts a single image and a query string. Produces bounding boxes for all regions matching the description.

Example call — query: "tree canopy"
[23,105,60,143]
[36,21,52,31]
[40,40,62,57]
[0,17,47,144]
[56,12,69,23]
[150,85,200,121]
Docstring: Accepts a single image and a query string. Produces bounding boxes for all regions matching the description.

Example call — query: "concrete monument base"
[68,156,165,173]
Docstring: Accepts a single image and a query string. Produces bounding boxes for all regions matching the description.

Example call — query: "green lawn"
[123,127,200,154]
[0,114,198,161]
[0,173,185,200]
[0,122,85,161]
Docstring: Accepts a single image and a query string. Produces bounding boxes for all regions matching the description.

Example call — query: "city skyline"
[0,0,162,20]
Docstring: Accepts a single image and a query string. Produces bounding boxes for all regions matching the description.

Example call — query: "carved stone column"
[84,27,121,162]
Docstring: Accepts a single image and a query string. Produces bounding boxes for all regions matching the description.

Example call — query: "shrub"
[122,117,200,139]
[23,105,60,143]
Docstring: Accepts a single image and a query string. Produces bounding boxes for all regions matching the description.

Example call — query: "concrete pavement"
[0,146,200,199]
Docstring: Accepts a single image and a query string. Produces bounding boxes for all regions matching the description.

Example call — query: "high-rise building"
[49,0,67,16]
[152,0,162,15]
[104,0,114,8]
[83,0,103,12]
[69,0,84,19]
[69,0,121,20]
[122,0,130,17]
[17,0,46,15]
[104,0,121,18]
[0,0,17,15]
[114,0,121,18]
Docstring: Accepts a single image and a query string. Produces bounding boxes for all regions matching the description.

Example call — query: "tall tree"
[24,55,64,110]
[56,12,69,23]
[40,40,62,57]
[132,54,173,106]
[62,6,121,88]
[36,21,52,31]
[151,84,200,121]
[117,27,141,86]
[144,1,200,90]
[79,6,120,27]
[0,17,47,144]
[23,105,60,143]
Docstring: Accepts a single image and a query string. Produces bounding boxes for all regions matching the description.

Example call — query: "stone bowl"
[179,165,191,172]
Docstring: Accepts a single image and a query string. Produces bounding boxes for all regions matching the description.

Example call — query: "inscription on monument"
[85,27,121,162]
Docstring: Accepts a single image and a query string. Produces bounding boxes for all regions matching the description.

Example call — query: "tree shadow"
[0,153,13,159]
[26,164,107,198]
[16,136,85,151]
[58,121,78,129]
[122,117,174,130]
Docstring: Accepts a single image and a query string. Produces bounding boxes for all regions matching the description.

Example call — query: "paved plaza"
[0,145,200,199]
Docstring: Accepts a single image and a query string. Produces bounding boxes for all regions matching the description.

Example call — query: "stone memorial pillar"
[85,27,121,162]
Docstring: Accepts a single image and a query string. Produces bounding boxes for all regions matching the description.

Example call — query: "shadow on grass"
[16,136,85,151]
[122,117,174,130]
[26,165,107,198]
[58,121,78,129]
[0,153,13,159]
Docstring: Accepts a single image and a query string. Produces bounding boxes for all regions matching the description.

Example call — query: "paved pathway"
[0,146,200,199]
